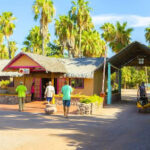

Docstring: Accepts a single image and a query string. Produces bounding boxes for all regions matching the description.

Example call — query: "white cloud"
[92,14,150,27]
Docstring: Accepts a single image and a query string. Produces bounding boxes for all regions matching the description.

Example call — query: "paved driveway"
[121,89,150,101]
[0,103,150,150]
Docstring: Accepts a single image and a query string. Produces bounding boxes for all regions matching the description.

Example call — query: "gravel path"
[0,103,150,150]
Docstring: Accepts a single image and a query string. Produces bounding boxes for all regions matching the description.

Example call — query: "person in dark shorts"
[61,80,72,118]
[137,82,148,105]
[44,81,55,104]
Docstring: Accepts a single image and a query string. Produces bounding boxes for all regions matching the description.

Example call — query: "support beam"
[111,64,120,70]
[107,62,112,104]
[118,70,121,93]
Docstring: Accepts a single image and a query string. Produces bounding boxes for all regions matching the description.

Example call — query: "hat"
[20,81,23,84]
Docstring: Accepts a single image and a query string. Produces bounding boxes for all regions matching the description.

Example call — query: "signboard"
[19,68,30,74]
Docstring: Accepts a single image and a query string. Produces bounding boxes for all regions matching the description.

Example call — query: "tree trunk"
[79,28,82,57]
[101,46,107,93]
[6,37,11,59]
[68,50,72,58]
[42,37,45,56]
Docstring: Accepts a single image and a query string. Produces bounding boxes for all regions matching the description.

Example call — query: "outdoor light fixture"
[138,58,144,64]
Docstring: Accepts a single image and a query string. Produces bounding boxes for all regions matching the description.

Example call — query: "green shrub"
[79,98,91,104]
[0,80,10,88]
[80,95,103,104]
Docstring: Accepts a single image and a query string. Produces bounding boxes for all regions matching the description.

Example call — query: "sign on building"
[19,68,30,74]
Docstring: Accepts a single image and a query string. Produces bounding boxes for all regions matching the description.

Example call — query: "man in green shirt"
[16,81,27,112]
[61,80,72,118]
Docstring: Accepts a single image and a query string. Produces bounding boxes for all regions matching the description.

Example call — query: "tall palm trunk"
[101,46,107,93]
[79,28,82,57]
[6,37,11,59]
[42,37,45,55]
[68,49,72,58]
[40,10,45,56]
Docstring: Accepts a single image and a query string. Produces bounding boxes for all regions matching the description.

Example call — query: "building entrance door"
[42,78,51,99]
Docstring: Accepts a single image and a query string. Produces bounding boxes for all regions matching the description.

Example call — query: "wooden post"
[100,46,107,106]
[118,70,121,93]
[107,62,112,104]
[51,73,54,86]
[101,46,107,94]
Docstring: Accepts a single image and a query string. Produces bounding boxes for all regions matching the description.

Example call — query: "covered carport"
[106,41,150,104]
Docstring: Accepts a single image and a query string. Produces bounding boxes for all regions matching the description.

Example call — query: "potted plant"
[78,95,103,115]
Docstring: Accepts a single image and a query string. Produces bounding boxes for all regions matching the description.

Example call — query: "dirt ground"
[121,89,150,101]
[0,90,150,150]
[0,100,77,114]
[0,103,150,150]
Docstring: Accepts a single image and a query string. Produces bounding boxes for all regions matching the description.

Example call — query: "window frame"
[69,78,84,89]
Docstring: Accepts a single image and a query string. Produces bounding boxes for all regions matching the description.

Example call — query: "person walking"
[31,82,35,101]
[137,82,148,105]
[44,81,55,104]
[61,80,72,118]
[16,81,27,112]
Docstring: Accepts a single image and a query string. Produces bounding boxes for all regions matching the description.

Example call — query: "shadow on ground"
[0,103,150,150]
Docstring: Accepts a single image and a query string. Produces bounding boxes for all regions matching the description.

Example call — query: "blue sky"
[0,0,150,57]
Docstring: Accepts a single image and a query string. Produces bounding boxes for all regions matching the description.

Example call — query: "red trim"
[3,53,23,71]
[3,52,45,71]
[10,66,42,68]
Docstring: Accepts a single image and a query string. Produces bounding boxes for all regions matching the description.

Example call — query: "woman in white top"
[44,81,55,104]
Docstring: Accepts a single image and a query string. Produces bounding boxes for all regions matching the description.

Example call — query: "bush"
[0,80,10,88]
[80,95,103,104]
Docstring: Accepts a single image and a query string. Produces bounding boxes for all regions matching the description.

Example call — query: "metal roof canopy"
[107,41,150,70]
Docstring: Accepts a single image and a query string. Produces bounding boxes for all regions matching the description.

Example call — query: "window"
[138,58,144,64]
[69,78,84,89]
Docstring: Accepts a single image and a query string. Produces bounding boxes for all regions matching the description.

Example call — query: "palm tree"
[47,40,62,57]
[23,26,42,54]
[101,22,133,53]
[22,26,50,55]
[145,26,150,44]
[9,41,18,58]
[101,22,133,92]
[0,44,8,59]
[0,29,8,59]
[82,30,105,57]
[55,15,76,57]
[33,0,55,56]
[100,23,116,93]
[110,22,133,53]
[0,12,16,59]
[69,0,93,57]
[0,31,3,45]
[100,23,115,43]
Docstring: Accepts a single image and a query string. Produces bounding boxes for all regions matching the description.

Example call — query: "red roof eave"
[3,52,46,71]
